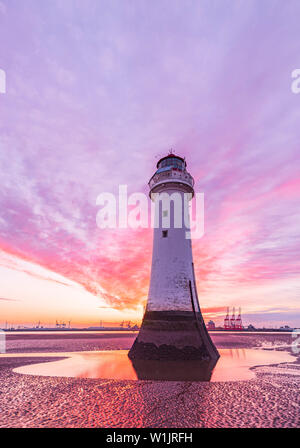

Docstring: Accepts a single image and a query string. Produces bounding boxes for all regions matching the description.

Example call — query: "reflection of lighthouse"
[129,153,219,361]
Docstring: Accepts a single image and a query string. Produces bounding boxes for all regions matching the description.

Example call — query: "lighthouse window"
[162,230,168,238]
[163,210,168,217]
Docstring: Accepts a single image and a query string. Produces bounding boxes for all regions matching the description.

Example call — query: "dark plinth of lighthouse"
[129,297,219,362]
[128,154,219,362]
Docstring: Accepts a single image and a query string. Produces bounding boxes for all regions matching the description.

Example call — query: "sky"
[0,0,300,328]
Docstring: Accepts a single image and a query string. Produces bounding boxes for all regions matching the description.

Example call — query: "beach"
[0,331,299,428]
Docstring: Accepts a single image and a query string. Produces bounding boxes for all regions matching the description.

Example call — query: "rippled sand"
[0,332,299,428]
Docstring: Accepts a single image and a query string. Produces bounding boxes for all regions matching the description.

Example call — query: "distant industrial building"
[207,320,216,330]
[224,307,243,330]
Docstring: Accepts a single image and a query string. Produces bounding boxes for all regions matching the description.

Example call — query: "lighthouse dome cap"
[156,153,186,169]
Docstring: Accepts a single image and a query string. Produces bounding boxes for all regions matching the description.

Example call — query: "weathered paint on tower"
[129,154,219,361]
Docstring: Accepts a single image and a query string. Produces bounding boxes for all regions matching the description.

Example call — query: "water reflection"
[13,349,294,382]
[131,358,217,381]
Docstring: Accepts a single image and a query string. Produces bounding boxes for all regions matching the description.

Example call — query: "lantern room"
[156,154,186,172]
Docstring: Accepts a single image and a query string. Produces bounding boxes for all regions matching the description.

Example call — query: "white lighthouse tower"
[129,153,219,361]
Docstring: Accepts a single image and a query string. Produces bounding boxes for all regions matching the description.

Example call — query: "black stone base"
[128,339,211,361]
[128,310,219,361]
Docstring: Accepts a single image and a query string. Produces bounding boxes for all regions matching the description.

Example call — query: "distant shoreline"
[1,328,296,334]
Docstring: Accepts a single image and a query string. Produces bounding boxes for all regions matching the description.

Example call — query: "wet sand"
[0,332,299,428]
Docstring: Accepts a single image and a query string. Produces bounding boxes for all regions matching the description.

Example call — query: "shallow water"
[13,348,295,382]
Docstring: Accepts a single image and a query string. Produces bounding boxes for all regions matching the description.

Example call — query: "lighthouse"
[129,154,219,361]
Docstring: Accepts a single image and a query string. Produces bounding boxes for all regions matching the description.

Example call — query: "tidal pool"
[13,348,295,382]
